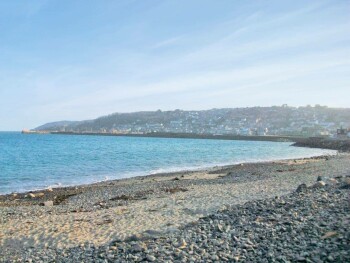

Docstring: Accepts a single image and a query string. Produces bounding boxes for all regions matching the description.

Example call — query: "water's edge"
[1,149,337,196]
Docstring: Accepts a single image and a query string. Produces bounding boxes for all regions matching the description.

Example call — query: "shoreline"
[1,153,350,261]
[0,149,337,198]
[1,134,343,196]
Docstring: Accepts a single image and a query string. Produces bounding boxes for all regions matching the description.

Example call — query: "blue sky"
[0,0,349,130]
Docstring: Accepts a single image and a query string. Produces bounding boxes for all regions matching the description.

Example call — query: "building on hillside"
[336,127,350,138]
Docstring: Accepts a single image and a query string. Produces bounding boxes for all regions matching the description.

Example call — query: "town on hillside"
[33,105,350,138]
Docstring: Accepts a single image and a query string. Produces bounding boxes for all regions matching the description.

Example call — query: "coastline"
[3,132,346,196]
[1,152,350,261]
[0,148,336,197]
[1,137,349,261]
[0,148,336,198]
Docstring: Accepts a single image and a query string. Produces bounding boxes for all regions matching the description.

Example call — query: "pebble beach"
[1,152,349,262]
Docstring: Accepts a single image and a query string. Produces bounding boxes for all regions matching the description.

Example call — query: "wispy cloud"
[151,35,184,49]
[1,0,349,130]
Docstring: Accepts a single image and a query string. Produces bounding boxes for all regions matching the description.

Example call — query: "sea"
[0,132,336,195]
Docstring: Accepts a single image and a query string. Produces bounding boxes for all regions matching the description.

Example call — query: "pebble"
[146,255,156,261]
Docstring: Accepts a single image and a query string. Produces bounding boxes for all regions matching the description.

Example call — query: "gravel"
[1,177,349,262]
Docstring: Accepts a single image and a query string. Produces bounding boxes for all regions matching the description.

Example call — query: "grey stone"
[296,184,307,192]
[146,255,156,262]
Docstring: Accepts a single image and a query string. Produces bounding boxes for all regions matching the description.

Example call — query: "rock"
[176,239,187,249]
[343,177,350,185]
[165,227,180,234]
[321,231,338,239]
[233,256,240,261]
[211,255,219,260]
[42,201,54,207]
[217,224,224,232]
[297,256,307,262]
[317,176,323,181]
[312,181,326,188]
[173,177,180,181]
[143,230,163,239]
[36,192,45,197]
[327,255,334,261]
[132,243,146,252]
[146,255,156,262]
[47,187,53,192]
[125,234,143,242]
[296,184,307,193]
[28,193,36,198]
[327,178,338,185]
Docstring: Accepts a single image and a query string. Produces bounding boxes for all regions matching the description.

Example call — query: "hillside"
[34,106,350,137]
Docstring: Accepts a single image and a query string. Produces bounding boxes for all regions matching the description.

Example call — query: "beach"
[1,150,349,262]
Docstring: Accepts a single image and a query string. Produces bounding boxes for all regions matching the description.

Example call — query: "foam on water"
[0,132,336,194]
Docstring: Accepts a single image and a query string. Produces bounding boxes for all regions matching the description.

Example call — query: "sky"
[0,0,349,130]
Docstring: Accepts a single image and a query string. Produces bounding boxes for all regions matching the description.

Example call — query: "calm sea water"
[0,132,336,194]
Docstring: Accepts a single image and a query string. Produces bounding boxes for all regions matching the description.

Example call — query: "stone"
[28,193,36,198]
[125,234,143,242]
[217,224,224,232]
[132,243,146,252]
[143,230,163,239]
[165,227,180,234]
[233,256,240,261]
[296,184,307,193]
[211,255,219,260]
[327,178,338,185]
[176,239,187,249]
[327,255,334,261]
[146,255,156,262]
[343,177,350,185]
[321,231,338,239]
[312,181,326,188]
[43,201,54,207]
[317,176,323,181]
